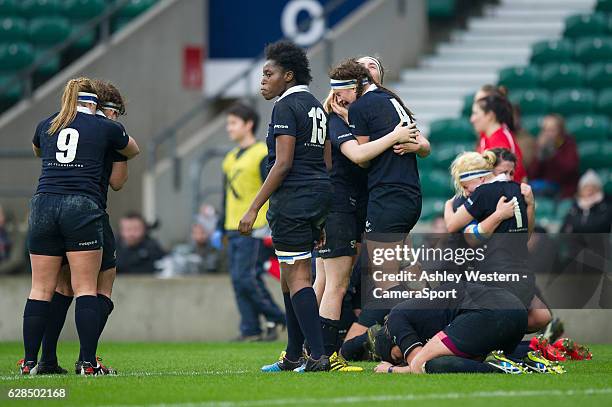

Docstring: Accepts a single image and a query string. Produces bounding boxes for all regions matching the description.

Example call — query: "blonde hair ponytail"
[47,77,95,135]
[450,151,497,196]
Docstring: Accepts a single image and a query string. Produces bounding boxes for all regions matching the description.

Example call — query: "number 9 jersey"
[266,85,330,187]
[32,107,129,208]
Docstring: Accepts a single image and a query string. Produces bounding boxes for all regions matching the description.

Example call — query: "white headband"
[358,56,384,83]
[77,91,98,105]
[330,78,369,90]
[459,170,491,182]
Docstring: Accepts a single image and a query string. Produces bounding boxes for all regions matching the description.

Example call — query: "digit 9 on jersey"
[55,128,80,164]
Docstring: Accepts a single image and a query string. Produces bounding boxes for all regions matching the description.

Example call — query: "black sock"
[424,356,498,374]
[506,340,532,360]
[23,299,51,363]
[320,317,340,356]
[75,296,99,365]
[340,332,369,361]
[291,287,325,360]
[40,292,73,365]
[283,293,304,361]
[97,294,114,340]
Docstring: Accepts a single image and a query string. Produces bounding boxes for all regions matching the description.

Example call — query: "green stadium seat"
[20,0,62,18]
[32,47,60,77]
[117,0,157,18]
[29,17,72,47]
[564,12,608,39]
[428,118,476,143]
[0,17,27,41]
[420,198,446,221]
[596,169,612,195]
[63,0,106,21]
[421,169,454,198]
[596,88,612,115]
[586,63,612,89]
[540,63,585,90]
[461,93,475,117]
[0,73,22,104]
[427,0,456,19]
[578,141,612,171]
[522,115,544,135]
[550,88,595,116]
[566,114,610,141]
[574,37,612,64]
[429,142,474,171]
[498,66,540,90]
[70,24,96,51]
[0,42,34,71]
[509,89,551,115]
[535,198,556,218]
[556,198,574,220]
[0,0,19,17]
[530,39,574,65]
[596,0,612,14]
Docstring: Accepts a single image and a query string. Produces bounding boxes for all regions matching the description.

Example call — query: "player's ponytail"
[48,77,96,135]
[450,151,496,196]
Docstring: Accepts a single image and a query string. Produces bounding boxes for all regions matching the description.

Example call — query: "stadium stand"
[0,0,158,112]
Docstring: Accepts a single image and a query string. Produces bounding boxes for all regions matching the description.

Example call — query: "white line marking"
[103,388,612,407]
[0,370,249,381]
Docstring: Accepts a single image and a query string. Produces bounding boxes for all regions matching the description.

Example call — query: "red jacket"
[527,134,580,198]
[477,125,527,183]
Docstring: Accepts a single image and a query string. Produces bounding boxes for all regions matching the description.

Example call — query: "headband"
[77,92,98,105]
[330,78,369,90]
[459,170,491,182]
[359,56,384,83]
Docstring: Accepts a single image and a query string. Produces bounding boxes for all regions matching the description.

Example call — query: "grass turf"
[0,341,611,406]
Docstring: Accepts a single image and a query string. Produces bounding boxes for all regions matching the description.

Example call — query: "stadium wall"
[150,0,428,247]
[0,0,207,228]
[1,275,611,342]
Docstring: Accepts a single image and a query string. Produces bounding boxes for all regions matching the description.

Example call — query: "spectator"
[191,207,221,273]
[116,212,165,274]
[561,170,611,234]
[512,104,537,169]
[0,205,11,262]
[216,102,285,341]
[528,114,580,198]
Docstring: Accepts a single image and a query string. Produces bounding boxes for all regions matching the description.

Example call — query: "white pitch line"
[102,388,612,407]
[0,370,249,381]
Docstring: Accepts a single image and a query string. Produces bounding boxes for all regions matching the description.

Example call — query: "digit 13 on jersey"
[308,107,327,145]
[56,128,79,163]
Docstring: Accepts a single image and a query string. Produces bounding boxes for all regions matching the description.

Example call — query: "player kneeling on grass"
[370,283,566,375]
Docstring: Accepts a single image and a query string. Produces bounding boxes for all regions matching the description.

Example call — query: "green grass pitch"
[0,342,611,406]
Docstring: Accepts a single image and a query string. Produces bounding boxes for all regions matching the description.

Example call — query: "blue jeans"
[227,232,285,336]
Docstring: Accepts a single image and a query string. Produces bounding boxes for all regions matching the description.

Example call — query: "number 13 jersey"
[32,106,129,208]
[266,85,330,187]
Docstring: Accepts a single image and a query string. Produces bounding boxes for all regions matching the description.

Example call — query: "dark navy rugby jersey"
[328,113,368,213]
[33,108,129,208]
[348,86,420,195]
[97,115,128,210]
[266,85,330,187]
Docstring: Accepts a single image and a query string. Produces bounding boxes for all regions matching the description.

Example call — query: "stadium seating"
[498,66,540,90]
[574,37,612,64]
[461,93,474,117]
[0,74,22,106]
[421,169,455,198]
[535,197,556,219]
[420,198,446,221]
[566,114,611,142]
[556,198,574,220]
[596,0,612,13]
[550,88,596,116]
[521,115,544,136]
[63,0,106,21]
[428,118,476,143]
[0,42,34,71]
[578,141,612,171]
[0,17,27,41]
[530,39,574,65]
[539,63,584,90]
[0,0,19,17]
[586,63,612,89]
[597,169,612,195]
[21,0,63,18]
[563,12,608,38]
[509,89,551,115]
[28,17,72,47]
[427,0,456,19]
[597,88,612,114]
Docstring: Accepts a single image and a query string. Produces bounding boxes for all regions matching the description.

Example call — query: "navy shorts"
[28,193,104,256]
[319,211,357,259]
[366,186,421,235]
[267,184,332,253]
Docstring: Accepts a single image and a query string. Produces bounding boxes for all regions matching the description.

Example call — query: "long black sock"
[40,292,73,364]
[424,356,498,374]
[283,293,304,361]
[291,287,325,359]
[320,317,340,356]
[340,332,369,361]
[75,296,99,365]
[97,294,114,340]
[23,299,51,363]
[506,340,532,360]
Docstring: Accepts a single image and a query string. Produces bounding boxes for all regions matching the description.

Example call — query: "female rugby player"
[21,77,139,376]
[36,80,130,375]
[238,40,333,372]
